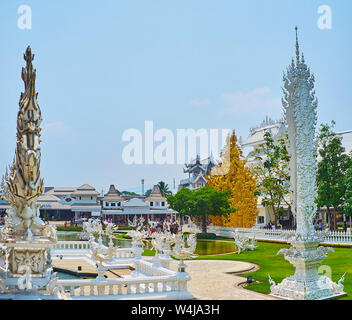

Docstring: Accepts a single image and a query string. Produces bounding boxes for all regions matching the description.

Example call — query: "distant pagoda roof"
[102,184,124,201]
[71,184,99,196]
[241,118,285,148]
[183,154,217,174]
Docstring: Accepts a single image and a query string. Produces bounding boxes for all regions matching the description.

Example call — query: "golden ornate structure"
[2,46,45,240]
[207,130,258,228]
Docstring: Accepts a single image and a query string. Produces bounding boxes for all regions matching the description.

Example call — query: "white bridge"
[49,241,192,300]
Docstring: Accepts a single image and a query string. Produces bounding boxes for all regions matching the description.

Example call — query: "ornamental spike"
[295,26,300,66]
[5,46,45,240]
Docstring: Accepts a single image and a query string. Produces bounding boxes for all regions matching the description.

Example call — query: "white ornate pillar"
[269,27,346,300]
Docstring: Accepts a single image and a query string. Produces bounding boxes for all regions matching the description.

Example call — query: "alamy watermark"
[317,5,332,30]
[121,121,231,174]
[17,5,32,30]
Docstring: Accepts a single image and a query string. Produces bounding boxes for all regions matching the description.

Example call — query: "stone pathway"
[169,260,278,300]
[52,258,132,279]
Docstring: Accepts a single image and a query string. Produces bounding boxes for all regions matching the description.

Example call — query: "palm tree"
[144,189,152,197]
[157,181,172,197]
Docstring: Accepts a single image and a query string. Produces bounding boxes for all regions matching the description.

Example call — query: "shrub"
[196,233,216,240]
[56,226,83,232]
[116,225,135,230]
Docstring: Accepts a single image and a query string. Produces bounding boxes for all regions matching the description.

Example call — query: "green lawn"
[194,241,352,300]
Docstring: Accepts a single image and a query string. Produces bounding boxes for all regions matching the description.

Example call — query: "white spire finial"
[295,26,300,65]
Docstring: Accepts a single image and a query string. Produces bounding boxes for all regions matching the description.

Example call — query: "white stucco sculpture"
[232,230,257,254]
[269,28,346,300]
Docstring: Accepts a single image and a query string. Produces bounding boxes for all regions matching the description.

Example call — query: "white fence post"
[207,226,352,245]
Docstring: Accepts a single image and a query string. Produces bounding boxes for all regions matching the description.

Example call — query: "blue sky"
[0,0,351,194]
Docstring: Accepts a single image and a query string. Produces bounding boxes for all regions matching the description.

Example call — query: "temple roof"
[123,197,149,208]
[241,122,285,149]
[144,185,166,202]
[71,184,99,196]
[101,184,124,201]
[183,155,217,174]
[45,187,77,197]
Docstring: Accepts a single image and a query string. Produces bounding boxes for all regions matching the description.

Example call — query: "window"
[111,203,116,207]
[257,216,264,224]
[91,196,93,200]
[150,202,153,206]
[161,202,165,206]
[105,202,109,207]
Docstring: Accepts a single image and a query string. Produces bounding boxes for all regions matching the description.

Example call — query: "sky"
[0,0,351,194]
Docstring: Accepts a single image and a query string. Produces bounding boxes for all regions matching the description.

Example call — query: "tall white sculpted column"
[0,47,59,298]
[269,27,346,300]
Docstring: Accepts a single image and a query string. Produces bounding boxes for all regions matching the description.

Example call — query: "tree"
[343,160,352,218]
[317,121,350,231]
[253,130,291,226]
[120,191,140,197]
[167,186,236,233]
[207,130,258,228]
[157,181,172,197]
[144,189,152,197]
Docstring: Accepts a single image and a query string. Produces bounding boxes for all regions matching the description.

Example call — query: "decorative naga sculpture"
[171,233,197,272]
[2,46,45,240]
[232,230,257,254]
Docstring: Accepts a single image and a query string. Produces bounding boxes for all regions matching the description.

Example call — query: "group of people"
[314,219,323,231]
[265,222,281,230]
[148,218,180,234]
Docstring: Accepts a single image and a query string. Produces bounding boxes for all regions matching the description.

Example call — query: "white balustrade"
[58,271,184,298]
[208,226,352,245]
[54,241,91,249]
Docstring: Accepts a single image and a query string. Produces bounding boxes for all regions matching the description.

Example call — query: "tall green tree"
[254,130,291,226]
[157,181,172,197]
[343,161,352,219]
[144,189,152,197]
[167,186,236,233]
[317,121,350,231]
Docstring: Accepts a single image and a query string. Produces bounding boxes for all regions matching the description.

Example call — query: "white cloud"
[43,121,64,131]
[42,121,72,136]
[221,87,281,114]
[189,98,211,107]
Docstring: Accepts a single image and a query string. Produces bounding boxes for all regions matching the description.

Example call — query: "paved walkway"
[52,258,132,279]
[169,260,278,300]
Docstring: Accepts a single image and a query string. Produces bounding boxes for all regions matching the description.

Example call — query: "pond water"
[195,240,236,256]
[57,232,236,256]
[56,272,81,280]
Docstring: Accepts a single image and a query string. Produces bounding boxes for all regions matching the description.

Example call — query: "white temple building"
[101,184,179,224]
[241,116,352,228]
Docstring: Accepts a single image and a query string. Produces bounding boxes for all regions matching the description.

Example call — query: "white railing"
[56,259,189,299]
[114,248,134,259]
[207,226,352,245]
[319,230,352,244]
[133,259,174,277]
[58,276,183,298]
[53,242,135,259]
[54,241,91,249]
